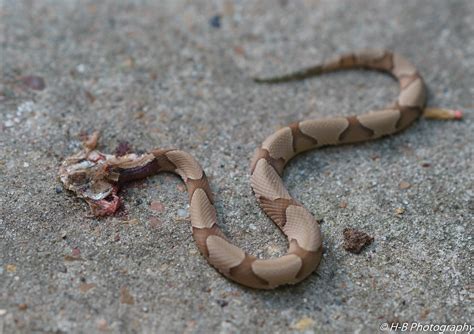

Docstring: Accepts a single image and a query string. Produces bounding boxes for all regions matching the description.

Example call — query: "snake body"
[59,50,426,289]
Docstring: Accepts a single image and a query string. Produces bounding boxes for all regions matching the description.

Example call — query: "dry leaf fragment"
[419,308,430,320]
[223,1,234,16]
[395,207,405,215]
[233,45,245,56]
[399,181,411,190]
[343,228,374,254]
[120,286,135,305]
[6,264,16,272]
[121,57,135,69]
[121,219,138,225]
[150,200,165,213]
[79,283,97,293]
[291,316,314,331]
[84,90,96,103]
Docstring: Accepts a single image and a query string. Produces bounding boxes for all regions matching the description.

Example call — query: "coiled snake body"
[60,50,428,289]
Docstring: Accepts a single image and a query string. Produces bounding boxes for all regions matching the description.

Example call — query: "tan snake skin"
[60,50,428,289]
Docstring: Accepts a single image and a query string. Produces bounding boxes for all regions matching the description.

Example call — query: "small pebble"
[97,319,108,331]
[4,120,14,128]
[177,208,188,217]
[21,75,46,90]
[216,299,228,307]
[209,15,221,28]
[148,217,162,229]
[17,101,34,113]
[57,264,67,273]
[71,248,81,257]
[76,64,86,73]
[55,186,63,194]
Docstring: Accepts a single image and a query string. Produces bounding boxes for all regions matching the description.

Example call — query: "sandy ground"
[1,0,473,333]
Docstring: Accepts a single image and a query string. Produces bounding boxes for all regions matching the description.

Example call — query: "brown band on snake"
[186,174,214,203]
[338,116,375,143]
[289,240,323,280]
[59,50,427,289]
[192,225,226,257]
[228,254,269,288]
[288,122,318,153]
[250,148,285,176]
[259,197,300,229]
[399,73,420,90]
[397,105,423,130]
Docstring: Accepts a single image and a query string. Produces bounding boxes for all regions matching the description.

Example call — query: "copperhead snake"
[59,49,461,289]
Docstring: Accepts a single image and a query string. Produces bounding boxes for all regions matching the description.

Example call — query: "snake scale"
[60,50,430,289]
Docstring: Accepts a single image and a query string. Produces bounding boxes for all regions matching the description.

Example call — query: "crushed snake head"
[59,132,155,216]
